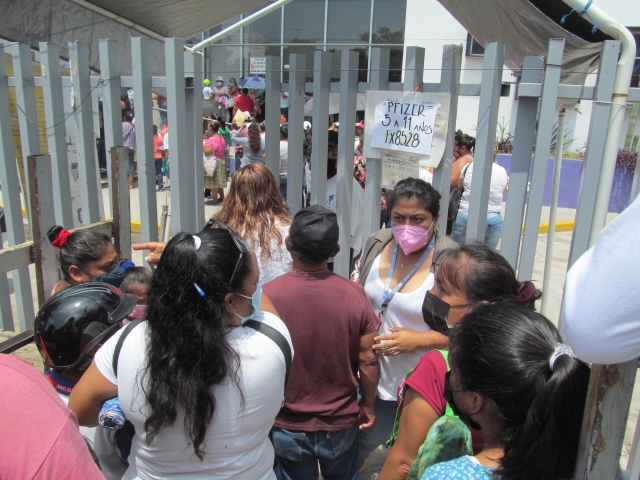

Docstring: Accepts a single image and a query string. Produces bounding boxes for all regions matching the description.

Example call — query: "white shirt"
[94,312,293,480]
[253,219,293,284]
[326,176,365,254]
[419,168,433,184]
[161,133,169,151]
[458,162,508,213]
[364,254,435,401]
[560,195,640,364]
[280,92,289,109]
[279,141,289,176]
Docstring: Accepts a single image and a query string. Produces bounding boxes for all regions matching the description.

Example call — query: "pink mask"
[127,304,147,320]
[392,222,434,255]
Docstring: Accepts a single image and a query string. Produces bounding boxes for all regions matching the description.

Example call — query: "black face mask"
[444,371,482,431]
[422,292,452,335]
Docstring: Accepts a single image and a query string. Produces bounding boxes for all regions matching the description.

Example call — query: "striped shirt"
[122,122,136,150]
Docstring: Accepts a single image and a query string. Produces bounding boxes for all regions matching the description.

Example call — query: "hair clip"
[193,235,202,251]
[193,282,205,297]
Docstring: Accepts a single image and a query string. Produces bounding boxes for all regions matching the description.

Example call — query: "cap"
[203,78,211,86]
[289,205,339,257]
[303,121,312,130]
[216,76,224,82]
[328,130,339,147]
[355,121,365,129]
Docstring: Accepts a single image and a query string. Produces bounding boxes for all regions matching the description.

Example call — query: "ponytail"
[449,303,590,480]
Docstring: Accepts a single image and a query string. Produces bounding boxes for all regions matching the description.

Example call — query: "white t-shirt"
[280,92,289,109]
[458,162,508,213]
[326,176,365,254]
[364,254,435,401]
[279,141,289,176]
[419,168,433,184]
[94,312,293,480]
[560,195,640,364]
[253,219,293,284]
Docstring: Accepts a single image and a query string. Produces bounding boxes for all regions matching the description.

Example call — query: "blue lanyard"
[379,234,436,319]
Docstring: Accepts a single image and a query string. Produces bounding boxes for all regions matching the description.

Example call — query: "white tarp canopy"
[0,0,269,75]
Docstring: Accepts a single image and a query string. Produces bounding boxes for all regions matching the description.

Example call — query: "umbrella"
[240,76,266,88]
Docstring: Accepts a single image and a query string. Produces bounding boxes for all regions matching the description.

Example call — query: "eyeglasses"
[204,218,251,285]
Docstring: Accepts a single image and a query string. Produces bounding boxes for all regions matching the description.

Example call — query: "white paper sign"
[371,100,439,155]
[249,57,266,73]
[382,154,419,188]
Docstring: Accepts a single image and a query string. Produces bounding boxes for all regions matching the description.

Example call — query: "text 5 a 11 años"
[380,115,433,134]
[383,129,421,147]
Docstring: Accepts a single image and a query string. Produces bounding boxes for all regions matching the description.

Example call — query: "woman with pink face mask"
[352,178,456,467]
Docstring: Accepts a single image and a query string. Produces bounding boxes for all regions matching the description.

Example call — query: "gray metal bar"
[110,147,131,259]
[69,41,101,224]
[574,360,637,479]
[630,88,640,102]
[362,47,389,240]
[12,43,41,221]
[166,38,194,234]
[0,240,14,330]
[287,53,306,215]
[540,108,566,316]
[265,56,281,178]
[432,44,463,216]
[27,155,58,306]
[500,56,545,268]
[39,42,74,227]
[0,45,34,331]
[403,46,425,91]
[310,50,332,206]
[568,41,620,269]
[132,37,159,249]
[465,42,505,243]
[517,39,564,281]
[518,83,594,100]
[184,50,204,231]
[98,39,122,206]
[334,49,359,277]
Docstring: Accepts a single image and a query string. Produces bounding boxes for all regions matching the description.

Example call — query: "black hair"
[123,111,134,123]
[285,237,336,265]
[141,229,251,460]
[241,87,249,95]
[433,241,542,308]
[47,225,112,282]
[455,131,475,153]
[121,267,152,296]
[280,123,288,139]
[259,121,266,132]
[388,177,441,219]
[449,303,590,480]
[153,124,158,135]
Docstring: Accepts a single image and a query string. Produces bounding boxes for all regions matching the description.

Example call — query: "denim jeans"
[154,159,163,189]
[280,175,287,202]
[272,424,359,480]
[127,148,135,175]
[452,210,505,250]
[357,396,399,462]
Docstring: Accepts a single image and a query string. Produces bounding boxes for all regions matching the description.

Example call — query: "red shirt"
[235,94,255,113]
[264,270,380,431]
[405,350,484,454]
[0,355,104,479]
[153,133,164,159]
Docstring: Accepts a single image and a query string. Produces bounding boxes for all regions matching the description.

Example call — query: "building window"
[466,33,485,57]
[631,29,640,88]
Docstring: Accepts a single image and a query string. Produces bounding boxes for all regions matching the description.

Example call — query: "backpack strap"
[243,319,291,387]
[437,350,455,418]
[113,319,145,378]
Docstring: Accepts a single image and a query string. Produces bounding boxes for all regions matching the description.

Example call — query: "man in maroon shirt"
[233,87,255,117]
[264,205,380,480]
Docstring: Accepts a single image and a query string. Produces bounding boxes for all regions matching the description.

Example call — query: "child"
[120,267,151,325]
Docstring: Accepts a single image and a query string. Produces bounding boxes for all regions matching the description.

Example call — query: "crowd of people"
[4,75,632,480]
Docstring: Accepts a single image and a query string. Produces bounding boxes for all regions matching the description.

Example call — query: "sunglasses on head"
[203,218,251,285]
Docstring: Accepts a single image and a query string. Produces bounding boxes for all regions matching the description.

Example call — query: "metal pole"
[187,0,294,52]
[541,108,566,315]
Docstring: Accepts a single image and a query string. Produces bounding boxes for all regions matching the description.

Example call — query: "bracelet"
[423,331,429,350]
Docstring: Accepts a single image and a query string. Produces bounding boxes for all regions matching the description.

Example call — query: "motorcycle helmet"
[34,282,137,371]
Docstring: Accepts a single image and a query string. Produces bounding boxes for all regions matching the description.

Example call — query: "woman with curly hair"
[232,121,266,168]
[213,163,293,283]
[69,227,292,479]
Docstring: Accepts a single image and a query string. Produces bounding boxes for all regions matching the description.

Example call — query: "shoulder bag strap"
[113,319,145,378]
[243,319,291,387]
[437,349,455,418]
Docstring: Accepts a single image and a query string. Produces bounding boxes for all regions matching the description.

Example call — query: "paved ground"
[2,183,638,477]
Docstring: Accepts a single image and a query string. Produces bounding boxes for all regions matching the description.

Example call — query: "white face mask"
[216,81,223,87]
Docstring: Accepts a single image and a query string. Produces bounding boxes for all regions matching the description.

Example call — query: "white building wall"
[404,0,639,152]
